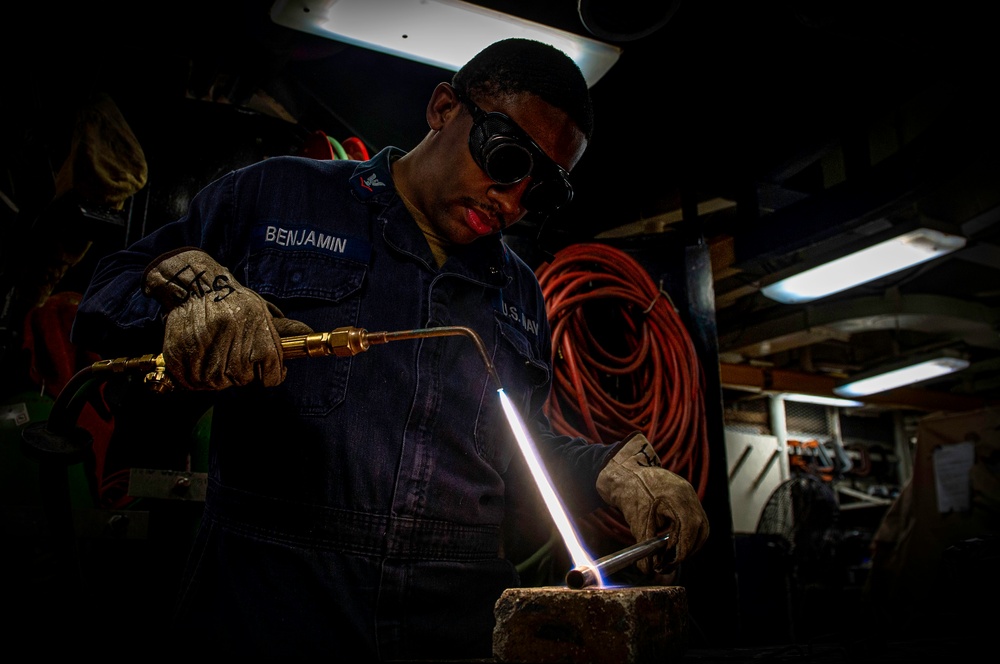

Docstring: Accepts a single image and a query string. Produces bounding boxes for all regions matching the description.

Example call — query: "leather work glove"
[143,248,312,390]
[597,432,709,575]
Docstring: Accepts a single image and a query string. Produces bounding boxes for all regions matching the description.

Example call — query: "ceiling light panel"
[270,0,622,88]
[761,226,967,305]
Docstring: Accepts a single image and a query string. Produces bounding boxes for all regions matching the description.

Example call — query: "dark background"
[2,1,997,659]
[3,0,997,408]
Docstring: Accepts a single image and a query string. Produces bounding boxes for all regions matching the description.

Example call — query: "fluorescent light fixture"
[833,351,970,398]
[761,225,967,304]
[780,393,864,408]
[270,0,623,88]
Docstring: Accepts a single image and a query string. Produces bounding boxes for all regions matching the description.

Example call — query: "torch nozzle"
[280,325,502,389]
[565,534,671,589]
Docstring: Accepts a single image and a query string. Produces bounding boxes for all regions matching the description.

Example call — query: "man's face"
[426,87,588,245]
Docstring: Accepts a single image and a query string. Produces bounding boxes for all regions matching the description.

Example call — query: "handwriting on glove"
[143,248,311,390]
[155,260,237,306]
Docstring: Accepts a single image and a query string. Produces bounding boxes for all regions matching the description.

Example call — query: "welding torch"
[24,325,501,462]
[565,534,671,589]
[88,325,503,393]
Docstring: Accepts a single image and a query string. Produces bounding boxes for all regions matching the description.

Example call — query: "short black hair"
[452,38,594,141]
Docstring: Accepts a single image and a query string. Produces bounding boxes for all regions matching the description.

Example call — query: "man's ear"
[426,82,462,131]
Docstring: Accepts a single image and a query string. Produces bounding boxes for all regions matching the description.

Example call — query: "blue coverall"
[71,147,618,659]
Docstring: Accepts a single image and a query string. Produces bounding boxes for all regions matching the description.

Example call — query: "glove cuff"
[596,432,661,506]
[598,430,647,471]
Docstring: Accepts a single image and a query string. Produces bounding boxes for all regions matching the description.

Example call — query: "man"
[72,38,708,660]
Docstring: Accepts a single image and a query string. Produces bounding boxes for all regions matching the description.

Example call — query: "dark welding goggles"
[458,91,574,213]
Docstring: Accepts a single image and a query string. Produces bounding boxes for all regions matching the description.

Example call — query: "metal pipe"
[565,534,671,589]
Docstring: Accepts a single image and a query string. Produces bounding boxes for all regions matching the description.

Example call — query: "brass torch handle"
[280,327,371,359]
[90,353,163,374]
[89,353,173,393]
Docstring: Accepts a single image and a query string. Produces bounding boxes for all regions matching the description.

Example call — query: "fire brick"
[493,585,688,663]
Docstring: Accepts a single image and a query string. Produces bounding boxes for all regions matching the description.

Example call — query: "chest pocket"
[247,248,367,415]
[475,317,551,472]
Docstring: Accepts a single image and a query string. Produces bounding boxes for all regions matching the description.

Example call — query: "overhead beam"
[719,363,995,412]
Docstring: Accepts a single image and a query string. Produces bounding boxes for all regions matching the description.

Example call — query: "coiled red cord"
[535,242,711,544]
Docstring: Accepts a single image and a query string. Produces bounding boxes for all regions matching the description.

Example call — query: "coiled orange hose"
[535,242,710,544]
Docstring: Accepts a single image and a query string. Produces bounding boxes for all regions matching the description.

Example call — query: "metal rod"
[728,444,752,483]
[565,534,671,589]
[752,449,780,489]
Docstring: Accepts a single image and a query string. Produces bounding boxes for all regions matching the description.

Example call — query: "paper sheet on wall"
[933,441,974,513]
